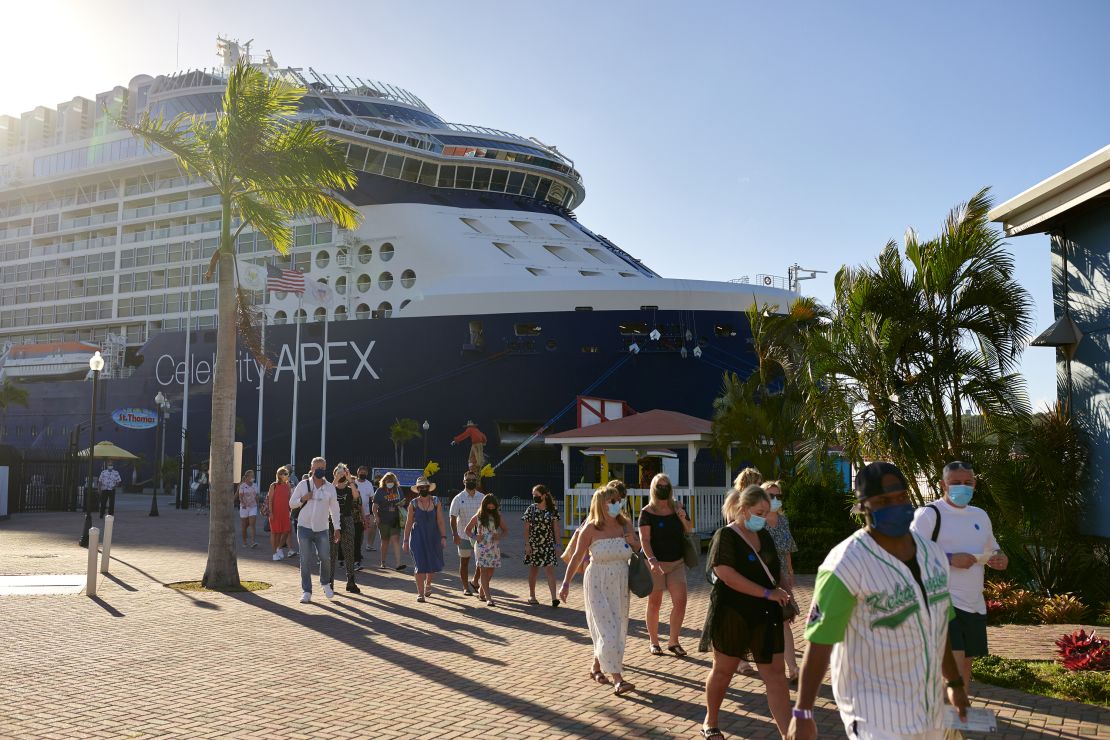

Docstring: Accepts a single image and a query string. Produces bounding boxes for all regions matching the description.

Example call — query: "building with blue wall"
[991,145,1110,538]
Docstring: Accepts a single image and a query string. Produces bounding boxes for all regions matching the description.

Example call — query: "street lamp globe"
[89,351,105,372]
[422,420,430,432]
[154,391,167,408]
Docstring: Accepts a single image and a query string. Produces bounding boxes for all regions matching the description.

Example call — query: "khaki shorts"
[650,559,686,591]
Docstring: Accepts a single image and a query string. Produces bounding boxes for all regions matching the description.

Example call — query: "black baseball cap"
[853,461,909,509]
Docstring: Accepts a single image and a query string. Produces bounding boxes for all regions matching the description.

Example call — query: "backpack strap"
[926,503,941,542]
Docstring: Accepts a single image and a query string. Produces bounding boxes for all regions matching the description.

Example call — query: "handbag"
[682,531,700,568]
[628,550,653,598]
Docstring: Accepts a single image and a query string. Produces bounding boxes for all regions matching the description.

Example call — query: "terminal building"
[991,145,1110,538]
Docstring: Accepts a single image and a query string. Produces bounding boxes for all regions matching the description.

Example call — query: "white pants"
[846,720,944,740]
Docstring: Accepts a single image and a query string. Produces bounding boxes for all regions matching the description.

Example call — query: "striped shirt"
[805,529,953,737]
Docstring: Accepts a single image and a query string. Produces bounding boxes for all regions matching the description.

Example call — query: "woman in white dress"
[559,486,641,696]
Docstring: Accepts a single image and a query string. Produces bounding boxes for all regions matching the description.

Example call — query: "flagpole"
[290,291,302,473]
[178,256,194,508]
[255,288,266,483]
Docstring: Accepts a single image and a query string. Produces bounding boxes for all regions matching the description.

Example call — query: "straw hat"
[410,476,437,493]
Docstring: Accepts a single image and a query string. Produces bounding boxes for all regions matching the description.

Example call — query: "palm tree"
[389,418,422,467]
[120,62,359,588]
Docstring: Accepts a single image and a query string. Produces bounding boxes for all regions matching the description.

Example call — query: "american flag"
[265,264,305,294]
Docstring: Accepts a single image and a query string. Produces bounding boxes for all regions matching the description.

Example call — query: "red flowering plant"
[1055,629,1110,672]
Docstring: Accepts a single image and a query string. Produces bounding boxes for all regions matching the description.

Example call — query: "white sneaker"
[272,552,284,561]
[323,584,335,600]
[300,592,311,604]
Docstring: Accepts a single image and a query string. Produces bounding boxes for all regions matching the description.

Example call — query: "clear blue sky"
[4,0,1108,408]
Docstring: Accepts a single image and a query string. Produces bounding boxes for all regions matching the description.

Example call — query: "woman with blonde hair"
[731,466,763,674]
[559,486,640,695]
[698,485,791,738]
[639,473,694,656]
[372,471,406,570]
[265,466,293,560]
[762,479,800,681]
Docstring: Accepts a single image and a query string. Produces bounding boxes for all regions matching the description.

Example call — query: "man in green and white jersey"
[787,462,969,740]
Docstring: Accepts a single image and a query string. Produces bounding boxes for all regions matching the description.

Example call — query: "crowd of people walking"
[233,455,1004,739]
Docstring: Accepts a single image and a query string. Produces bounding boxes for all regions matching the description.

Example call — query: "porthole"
[335,275,347,295]
[378,271,393,290]
[316,250,330,269]
[358,244,372,264]
[334,305,347,321]
[355,303,370,320]
[274,290,288,301]
[294,308,307,323]
[399,299,411,310]
[313,307,327,322]
[377,301,393,318]
[379,242,395,262]
[273,310,287,325]
[400,269,416,288]
[357,274,371,293]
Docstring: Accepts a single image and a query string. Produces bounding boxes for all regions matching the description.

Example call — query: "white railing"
[562,487,726,539]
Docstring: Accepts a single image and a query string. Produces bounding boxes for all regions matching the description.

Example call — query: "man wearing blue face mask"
[789,462,968,740]
[910,461,1007,695]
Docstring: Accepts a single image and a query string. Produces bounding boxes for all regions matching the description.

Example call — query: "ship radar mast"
[216,36,254,69]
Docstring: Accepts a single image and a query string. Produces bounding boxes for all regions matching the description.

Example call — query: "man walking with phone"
[290,456,342,604]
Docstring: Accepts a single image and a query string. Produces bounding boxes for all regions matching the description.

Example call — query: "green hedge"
[783,465,859,573]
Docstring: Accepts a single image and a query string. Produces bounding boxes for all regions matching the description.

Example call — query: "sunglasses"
[278,473,289,477]
[944,461,975,474]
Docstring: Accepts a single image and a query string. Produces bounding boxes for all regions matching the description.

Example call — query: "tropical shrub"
[987,589,1042,625]
[1055,630,1110,672]
[1099,603,1110,628]
[782,462,858,572]
[1036,594,1090,625]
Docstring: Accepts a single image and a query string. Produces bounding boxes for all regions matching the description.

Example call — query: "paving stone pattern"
[1,494,1107,739]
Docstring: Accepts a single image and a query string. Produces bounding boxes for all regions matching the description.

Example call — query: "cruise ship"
[0,39,801,492]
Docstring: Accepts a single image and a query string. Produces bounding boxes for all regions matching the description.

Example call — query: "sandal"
[613,680,635,696]
[551,599,560,608]
[650,644,664,656]
[737,663,757,676]
[699,728,724,738]
[589,671,611,685]
[667,644,688,657]
[526,598,540,605]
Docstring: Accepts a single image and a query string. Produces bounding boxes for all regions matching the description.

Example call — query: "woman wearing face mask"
[522,484,562,607]
[699,485,791,739]
[559,487,641,696]
[466,493,509,606]
[402,476,446,602]
[639,473,694,657]
[330,464,362,594]
[372,472,406,570]
[762,480,800,682]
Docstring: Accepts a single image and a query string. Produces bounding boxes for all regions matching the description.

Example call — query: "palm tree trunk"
[202,201,242,589]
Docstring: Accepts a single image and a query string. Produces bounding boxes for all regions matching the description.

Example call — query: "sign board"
[372,467,426,488]
[111,408,158,430]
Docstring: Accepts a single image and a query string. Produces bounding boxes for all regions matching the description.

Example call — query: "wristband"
[791,708,814,720]
[763,588,772,599]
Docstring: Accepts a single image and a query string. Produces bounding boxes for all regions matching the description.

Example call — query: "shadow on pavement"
[102,573,138,592]
[88,595,124,617]
[109,556,221,611]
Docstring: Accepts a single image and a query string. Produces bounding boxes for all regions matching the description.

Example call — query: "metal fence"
[562,487,725,538]
[10,454,83,513]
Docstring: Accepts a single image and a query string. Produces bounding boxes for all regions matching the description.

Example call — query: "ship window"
[579,270,602,277]
[313,307,327,322]
[581,345,600,353]
[619,272,638,278]
[461,218,490,234]
[714,324,737,337]
[401,158,421,183]
[510,220,543,237]
[365,149,386,175]
[438,165,457,188]
[506,171,525,194]
[640,305,659,311]
[358,244,372,263]
[357,274,371,293]
[473,168,492,190]
[316,250,330,269]
[399,299,411,310]
[515,323,542,336]
[575,306,593,311]
[274,290,288,301]
[273,310,287,325]
[551,223,575,238]
[334,305,347,321]
[619,322,649,336]
[378,272,393,290]
[544,245,574,262]
[400,269,416,288]
[490,169,508,192]
[584,247,618,264]
[522,175,540,198]
[355,303,371,320]
[335,276,347,295]
[526,267,548,276]
[418,162,438,187]
[455,166,474,189]
[294,308,307,323]
[347,145,369,170]
[493,242,521,259]
[376,301,392,318]
[383,153,404,179]
[379,243,395,261]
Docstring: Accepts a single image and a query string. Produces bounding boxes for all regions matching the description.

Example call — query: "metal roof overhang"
[544,433,713,447]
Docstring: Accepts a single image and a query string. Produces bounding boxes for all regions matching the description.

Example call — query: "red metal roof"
[9,341,100,358]
[546,409,712,440]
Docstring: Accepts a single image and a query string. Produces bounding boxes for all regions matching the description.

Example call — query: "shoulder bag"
[734,525,799,621]
[626,523,653,598]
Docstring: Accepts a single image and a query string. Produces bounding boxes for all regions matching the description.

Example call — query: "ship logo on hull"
[154,340,379,387]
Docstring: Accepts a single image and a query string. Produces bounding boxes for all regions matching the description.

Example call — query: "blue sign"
[111,408,158,430]
[372,467,426,487]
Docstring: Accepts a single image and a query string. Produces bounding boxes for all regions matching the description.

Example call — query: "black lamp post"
[422,420,430,463]
[79,351,104,547]
[150,392,169,516]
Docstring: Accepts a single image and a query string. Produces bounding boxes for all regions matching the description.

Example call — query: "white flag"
[302,279,335,309]
[237,260,267,291]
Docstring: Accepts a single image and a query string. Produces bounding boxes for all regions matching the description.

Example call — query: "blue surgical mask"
[948,484,974,507]
[769,498,782,512]
[745,513,766,532]
[607,502,623,517]
[869,503,915,537]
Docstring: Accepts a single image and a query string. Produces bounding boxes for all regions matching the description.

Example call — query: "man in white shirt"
[449,471,484,596]
[97,462,122,518]
[911,460,1008,694]
[289,456,342,604]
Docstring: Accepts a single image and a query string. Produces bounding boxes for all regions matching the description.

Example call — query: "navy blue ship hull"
[12,308,756,494]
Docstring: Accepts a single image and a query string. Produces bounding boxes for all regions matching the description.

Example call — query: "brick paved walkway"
[2,494,1107,739]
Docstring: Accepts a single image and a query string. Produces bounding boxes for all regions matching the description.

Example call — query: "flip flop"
[526,598,540,605]
[589,671,611,685]
[613,681,635,696]
[667,644,688,657]
[650,644,664,656]
[699,728,724,738]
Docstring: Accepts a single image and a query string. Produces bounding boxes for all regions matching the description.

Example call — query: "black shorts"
[949,608,989,657]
